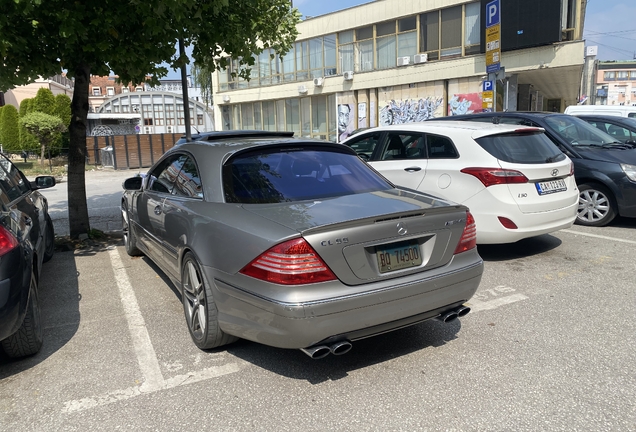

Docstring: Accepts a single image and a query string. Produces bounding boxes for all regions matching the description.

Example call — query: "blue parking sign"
[486,0,500,28]
[483,81,494,92]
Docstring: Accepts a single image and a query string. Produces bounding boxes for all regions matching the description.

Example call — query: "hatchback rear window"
[474,132,566,164]
[223,147,392,203]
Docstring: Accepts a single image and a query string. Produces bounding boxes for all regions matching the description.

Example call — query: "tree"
[1,0,299,238]
[19,112,67,168]
[52,94,72,156]
[32,88,56,116]
[0,104,20,153]
[18,98,39,152]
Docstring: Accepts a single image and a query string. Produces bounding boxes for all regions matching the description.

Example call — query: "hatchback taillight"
[461,167,528,187]
[0,225,19,256]
[240,238,337,285]
[454,212,477,254]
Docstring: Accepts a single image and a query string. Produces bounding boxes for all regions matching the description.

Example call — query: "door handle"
[404,167,422,172]
[24,216,32,226]
[154,206,162,215]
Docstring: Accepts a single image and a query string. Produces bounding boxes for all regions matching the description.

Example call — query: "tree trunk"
[67,64,91,238]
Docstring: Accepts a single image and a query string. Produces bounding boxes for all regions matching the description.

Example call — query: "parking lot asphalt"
[2,171,635,431]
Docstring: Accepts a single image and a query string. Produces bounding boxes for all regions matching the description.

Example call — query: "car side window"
[147,155,188,194]
[345,133,381,161]
[0,158,29,202]
[171,157,203,199]
[605,123,631,140]
[629,113,636,118]
[426,134,458,159]
[381,133,424,160]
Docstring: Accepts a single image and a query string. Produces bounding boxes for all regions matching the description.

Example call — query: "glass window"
[464,2,481,55]
[475,132,566,164]
[254,102,262,130]
[309,38,323,74]
[276,100,285,131]
[376,21,395,37]
[296,40,309,81]
[398,32,417,60]
[617,71,629,80]
[0,157,30,201]
[339,30,354,44]
[223,148,392,204]
[441,6,462,58]
[165,105,175,125]
[376,35,396,69]
[399,17,417,32]
[357,26,373,40]
[339,43,354,73]
[344,133,382,160]
[172,157,203,199]
[242,104,254,130]
[427,134,458,159]
[380,133,424,160]
[154,105,164,126]
[604,71,616,80]
[357,40,374,72]
[301,98,311,137]
[324,34,337,76]
[328,94,337,142]
[263,101,276,131]
[286,99,300,134]
[259,49,271,85]
[420,11,440,60]
[148,155,187,194]
[312,96,327,135]
[282,45,296,82]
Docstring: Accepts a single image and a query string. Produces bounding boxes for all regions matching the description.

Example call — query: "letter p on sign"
[486,0,500,27]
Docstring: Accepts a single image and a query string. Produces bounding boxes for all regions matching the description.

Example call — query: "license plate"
[376,240,422,274]
[535,179,567,195]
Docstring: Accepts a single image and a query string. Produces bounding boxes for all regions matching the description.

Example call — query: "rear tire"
[43,214,55,263]
[576,183,617,227]
[181,252,237,350]
[1,270,43,358]
[122,201,142,256]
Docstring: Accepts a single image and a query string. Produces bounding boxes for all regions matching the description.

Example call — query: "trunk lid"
[243,189,470,285]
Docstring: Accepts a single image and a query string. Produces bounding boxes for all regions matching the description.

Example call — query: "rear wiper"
[544,156,561,163]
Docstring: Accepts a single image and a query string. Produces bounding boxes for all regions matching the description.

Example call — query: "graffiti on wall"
[379,97,444,126]
[448,93,483,116]
[337,103,355,142]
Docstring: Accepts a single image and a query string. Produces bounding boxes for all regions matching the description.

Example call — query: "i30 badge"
[397,222,408,236]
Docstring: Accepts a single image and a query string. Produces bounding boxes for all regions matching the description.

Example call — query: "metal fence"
[85,134,180,169]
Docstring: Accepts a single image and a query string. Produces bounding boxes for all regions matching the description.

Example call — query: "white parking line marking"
[61,248,243,414]
[109,247,165,392]
[62,363,241,413]
[561,229,636,245]
[467,293,529,312]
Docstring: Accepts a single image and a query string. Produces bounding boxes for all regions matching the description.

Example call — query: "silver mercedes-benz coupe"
[121,131,483,359]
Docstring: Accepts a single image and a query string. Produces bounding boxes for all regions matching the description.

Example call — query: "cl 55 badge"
[321,238,349,246]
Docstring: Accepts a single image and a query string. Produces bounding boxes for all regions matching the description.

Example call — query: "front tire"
[1,269,43,358]
[576,183,617,227]
[122,201,142,256]
[181,252,237,350]
[43,214,55,263]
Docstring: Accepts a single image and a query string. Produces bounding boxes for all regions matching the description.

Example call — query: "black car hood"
[577,147,636,164]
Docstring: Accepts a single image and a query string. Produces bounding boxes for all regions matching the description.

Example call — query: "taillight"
[240,238,337,285]
[454,212,477,254]
[461,167,528,187]
[0,225,19,256]
[569,162,575,176]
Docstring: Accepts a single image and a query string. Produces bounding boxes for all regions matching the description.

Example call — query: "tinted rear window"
[223,147,392,203]
[474,132,566,164]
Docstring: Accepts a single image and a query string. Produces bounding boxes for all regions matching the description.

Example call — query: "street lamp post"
[179,38,192,142]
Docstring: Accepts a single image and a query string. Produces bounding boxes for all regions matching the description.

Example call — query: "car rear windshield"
[474,132,566,164]
[223,146,393,204]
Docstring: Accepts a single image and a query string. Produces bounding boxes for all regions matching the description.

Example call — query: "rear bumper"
[465,193,578,244]
[210,250,483,349]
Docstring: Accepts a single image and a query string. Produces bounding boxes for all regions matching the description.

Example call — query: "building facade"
[1,74,74,108]
[594,61,636,106]
[212,0,585,142]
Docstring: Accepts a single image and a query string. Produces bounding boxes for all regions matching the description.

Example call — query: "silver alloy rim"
[121,208,129,245]
[578,189,610,223]
[183,261,206,338]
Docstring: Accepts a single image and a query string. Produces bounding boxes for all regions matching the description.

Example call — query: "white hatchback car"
[342,121,578,244]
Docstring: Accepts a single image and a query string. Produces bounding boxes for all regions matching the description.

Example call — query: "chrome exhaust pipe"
[437,310,459,323]
[300,345,331,360]
[456,305,471,317]
[329,340,352,356]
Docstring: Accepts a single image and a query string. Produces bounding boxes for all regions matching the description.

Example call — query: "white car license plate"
[536,179,567,195]
[376,240,422,274]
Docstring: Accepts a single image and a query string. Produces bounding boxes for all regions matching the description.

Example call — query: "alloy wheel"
[578,189,610,223]
[183,260,207,339]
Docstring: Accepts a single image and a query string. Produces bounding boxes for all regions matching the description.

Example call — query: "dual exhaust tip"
[300,305,471,360]
[436,305,471,323]
[300,340,352,360]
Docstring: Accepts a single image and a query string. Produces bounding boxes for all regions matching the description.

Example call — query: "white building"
[212,0,585,142]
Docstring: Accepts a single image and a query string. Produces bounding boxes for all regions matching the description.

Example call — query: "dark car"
[121,131,483,359]
[0,155,56,358]
[574,115,636,144]
[433,112,636,227]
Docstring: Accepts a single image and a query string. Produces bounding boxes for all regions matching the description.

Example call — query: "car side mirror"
[122,177,143,191]
[32,176,56,189]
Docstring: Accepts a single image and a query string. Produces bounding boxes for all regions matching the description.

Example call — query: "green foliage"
[32,88,56,115]
[53,94,72,126]
[0,104,20,152]
[18,98,39,151]
[19,112,67,160]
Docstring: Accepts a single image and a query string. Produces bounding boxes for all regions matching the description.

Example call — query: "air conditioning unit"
[414,53,428,64]
[343,71,354,81]
[166,126,173,133]
[397,56,410,67]
[313,77,324,87]
[144,127,152,134]
[298,85,308,94]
